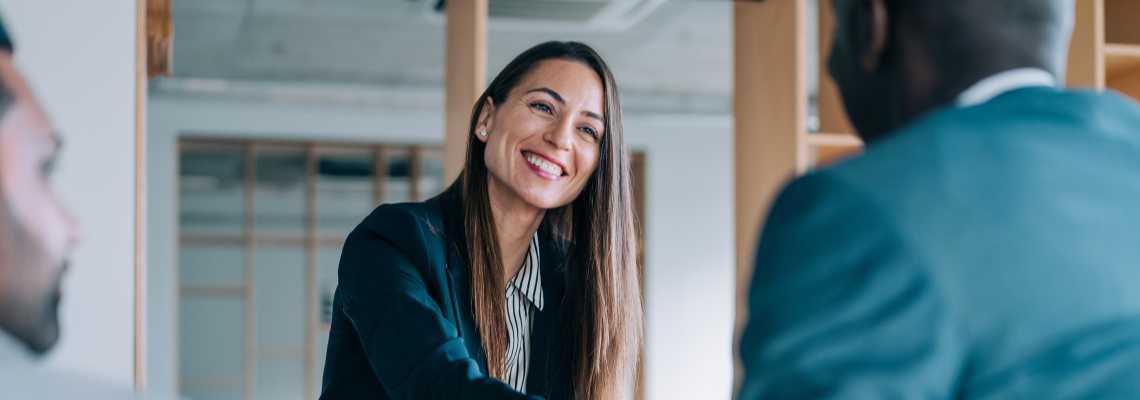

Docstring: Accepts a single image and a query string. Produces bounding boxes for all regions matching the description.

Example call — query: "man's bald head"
[828,0,1074,141]
[894,0,1073,82]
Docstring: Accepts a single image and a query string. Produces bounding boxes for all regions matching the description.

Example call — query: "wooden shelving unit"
[732,0,862,391]
[1104,44,1140,79]
[1070,0,1140,100]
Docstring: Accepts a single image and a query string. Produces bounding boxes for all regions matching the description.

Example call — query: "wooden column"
[242,144,258,400]
[303,145,319,400]
[1067,0,1105,88]
[444,0,488,185]
[372,145,388,207]
[733,0,807,394]
[135,0,149,391]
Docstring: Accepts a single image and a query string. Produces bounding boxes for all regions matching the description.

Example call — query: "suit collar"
[439,188,471,287]
[527,227,569,397]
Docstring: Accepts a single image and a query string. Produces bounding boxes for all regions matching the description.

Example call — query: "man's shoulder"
[816,88,1140,211]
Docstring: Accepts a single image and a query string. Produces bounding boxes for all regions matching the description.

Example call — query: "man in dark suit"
[739,0,1140,398]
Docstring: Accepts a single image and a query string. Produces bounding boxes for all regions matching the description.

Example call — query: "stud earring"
[480,129,487,137]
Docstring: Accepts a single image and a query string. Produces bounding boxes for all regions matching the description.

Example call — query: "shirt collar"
[956,68,1057,108]
[509,232,544,311]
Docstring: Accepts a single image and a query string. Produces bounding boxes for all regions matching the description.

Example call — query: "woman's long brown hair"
[454,41,641,399]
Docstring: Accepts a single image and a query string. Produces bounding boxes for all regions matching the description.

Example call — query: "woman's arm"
[336,205,540,400]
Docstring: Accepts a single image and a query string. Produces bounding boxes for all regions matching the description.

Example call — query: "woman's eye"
[531,102,553,114]
[580,126,598,139]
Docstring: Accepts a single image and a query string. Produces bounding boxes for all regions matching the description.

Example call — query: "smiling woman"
[319,41,641,400]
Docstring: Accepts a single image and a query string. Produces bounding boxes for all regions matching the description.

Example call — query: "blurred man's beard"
[0,193,62,354]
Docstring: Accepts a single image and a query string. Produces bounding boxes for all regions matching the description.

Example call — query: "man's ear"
[475,97,495,143]
[860,0,890,72]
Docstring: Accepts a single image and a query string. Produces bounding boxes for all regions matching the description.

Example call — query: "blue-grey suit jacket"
[319,189,570,399]
[740,87,1140,399]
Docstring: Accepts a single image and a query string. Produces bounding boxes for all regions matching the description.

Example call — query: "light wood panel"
[1070,0,1140,101]
[1105,0,1140,45]
[1105,44,1140,80]
[373,145,388,207]
[146,0,173,79]
[732,0,806,395]
[242,143,258,400]
[813,143,864,168]
[804,132,861,147]
[1067,0,1105,88]
[1103,0,1140,101]
[135,0,149,391]
[1108,68,1140,101]
[443,0,488,185]
[303,145,319,399]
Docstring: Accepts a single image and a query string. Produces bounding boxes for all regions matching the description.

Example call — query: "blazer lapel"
[439,190,489,375]
[440,189,568,393]
[527,228,568,398]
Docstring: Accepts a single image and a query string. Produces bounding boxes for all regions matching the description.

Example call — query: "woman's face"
[479,59,605,210]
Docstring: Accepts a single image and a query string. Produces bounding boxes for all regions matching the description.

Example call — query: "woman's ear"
[475,97,496,143]
[860,0,890,73]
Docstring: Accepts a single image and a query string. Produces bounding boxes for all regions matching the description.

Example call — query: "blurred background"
[15,0,1132,399]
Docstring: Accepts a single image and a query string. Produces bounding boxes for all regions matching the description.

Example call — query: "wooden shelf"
[1105,43,1140,80]
[805,132,863,147]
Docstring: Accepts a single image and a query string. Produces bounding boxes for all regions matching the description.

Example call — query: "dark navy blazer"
[740,87,1140,399]
[319,189,570,400]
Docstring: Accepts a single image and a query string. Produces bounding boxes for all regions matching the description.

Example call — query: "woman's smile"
[522,150,566,181]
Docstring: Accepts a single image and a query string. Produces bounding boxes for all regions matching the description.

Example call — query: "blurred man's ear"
[859,0,890,73]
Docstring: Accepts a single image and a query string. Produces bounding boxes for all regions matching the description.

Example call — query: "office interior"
[0,0,1136,399]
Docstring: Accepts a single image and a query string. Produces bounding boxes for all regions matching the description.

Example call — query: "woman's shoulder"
[358,200,445,235]
[344,199,448,270]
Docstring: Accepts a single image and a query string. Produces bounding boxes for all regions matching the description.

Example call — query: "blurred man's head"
[828,0,1074,142]
[0,23,82,354]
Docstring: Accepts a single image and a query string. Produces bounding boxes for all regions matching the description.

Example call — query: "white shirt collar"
[956,68,1057,108]
[508,232,544,311]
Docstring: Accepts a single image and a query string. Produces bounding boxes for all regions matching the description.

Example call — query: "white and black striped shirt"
[502,233,544,393]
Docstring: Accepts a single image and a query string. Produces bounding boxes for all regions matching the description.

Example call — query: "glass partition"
[178,139,445,400]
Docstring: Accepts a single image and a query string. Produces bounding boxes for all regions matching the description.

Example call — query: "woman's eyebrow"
[527,88,604,121]
[525,88,564,104]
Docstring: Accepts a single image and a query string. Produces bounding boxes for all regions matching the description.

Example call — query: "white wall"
[148,93,734,399]
[626,115,735,400]
[0,0,138,388]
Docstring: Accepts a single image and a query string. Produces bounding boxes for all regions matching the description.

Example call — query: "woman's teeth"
[526,155,563,176]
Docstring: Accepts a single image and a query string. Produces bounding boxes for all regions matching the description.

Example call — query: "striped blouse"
[502,232,544,393]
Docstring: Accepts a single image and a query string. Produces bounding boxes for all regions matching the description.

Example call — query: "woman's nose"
[545,117,575,150]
